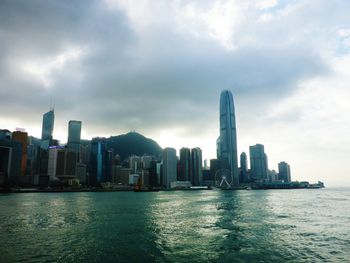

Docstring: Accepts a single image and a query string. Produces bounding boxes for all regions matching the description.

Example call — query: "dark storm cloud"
[0,0,332,138]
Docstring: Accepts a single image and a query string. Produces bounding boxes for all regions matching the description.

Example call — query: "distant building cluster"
[0,91,293,189]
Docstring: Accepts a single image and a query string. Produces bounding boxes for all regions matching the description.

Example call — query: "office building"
[178,147,191,181]
[219,90,239,186]
[67,120,82,153]
[76,163,87,185]
[12,130,28,176]
[249,144,268,181]
[129,155,141,173]
[41,109,54,141]
[48,146,77,182]
[240,152,248,182]
[90,139,107,185]
[162,148,177,189]
[278,162,291,182]
[190,147,202,186]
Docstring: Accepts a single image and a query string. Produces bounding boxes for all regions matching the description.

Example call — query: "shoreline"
[0,186,324,194]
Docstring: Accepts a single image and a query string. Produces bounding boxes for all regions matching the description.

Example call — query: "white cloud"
[21,47,86,88]
[256,0,278,10]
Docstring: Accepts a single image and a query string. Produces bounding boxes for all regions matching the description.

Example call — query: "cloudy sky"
[1,0,350,186]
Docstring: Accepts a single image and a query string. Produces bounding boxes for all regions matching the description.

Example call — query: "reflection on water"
[0,189,350,262]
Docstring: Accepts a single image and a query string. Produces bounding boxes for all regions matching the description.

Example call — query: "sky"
[1,0,350,186]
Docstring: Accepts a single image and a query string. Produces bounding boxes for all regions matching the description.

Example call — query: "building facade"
[249,144,268,181]
[12,131,28,176]
[278,162,291,182]
[178,147,191,181]
[239,152,248,182]
[41,109,54,141]
[219,90,239,186]
[190,147,202,186]
[67,120,82,153]
[162,148,177,189]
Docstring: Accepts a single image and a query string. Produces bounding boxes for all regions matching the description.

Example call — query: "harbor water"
[1,188,349,262]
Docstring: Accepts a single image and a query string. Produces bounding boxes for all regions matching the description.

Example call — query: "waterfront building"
[67,120,82,153]
[0,134,21,184]
[148,160,158,187]
[269,169,279,182]
[90,139,107,185]
[26,136,41,176]
[249,144,268,181]
[48,146,77,182]
[219,90,239,186]
[105,149,114,182]
[111,165,131,185]
[129,155,141,173]
[41,109,54,141]
[162,148,177,189]
[210,159,221,182]
[178,147,191,181]
[278,162,291,182]
[12,130,28,176]
[202,169,212,186]
[239,152,248,182]
[75,162,87,185]
[156,162,162,185]
[141,155,153,169]
[191,147,203,186]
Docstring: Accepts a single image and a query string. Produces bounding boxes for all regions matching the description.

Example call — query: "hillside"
[106,132,162,160]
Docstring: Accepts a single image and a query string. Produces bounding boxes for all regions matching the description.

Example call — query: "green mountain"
[106,132,162,161]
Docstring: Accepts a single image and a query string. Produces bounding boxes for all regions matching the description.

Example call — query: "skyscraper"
[240,152,248,182]
[12,130,28,176]
[90,139,107,185]
[162,147,177,189]
[178,147,191,181]
[249,144,268,181]
[67,120,82,153]
[190,147,202,186]
[41,109,54,141]
[278,161,291,182]
[219,90,239,186]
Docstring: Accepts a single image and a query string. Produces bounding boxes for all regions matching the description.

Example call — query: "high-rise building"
[219,90,239,186]
[162,148,177,189]
[210,159,221,182]
[67,120,82,153]
[41,109,54,141]
[216,137,221,159]
[129,155,141,173]
[278,162,291,182]
[191,147,202,186]
[48,146,77,182]
[148,160,158,187]
[249,144,268,181]
[75,163,87,184]
[240,152,248,182]
[12,130,28,176]
[105,149,114,182]
[178,147,191,181]
[90,139,107,185]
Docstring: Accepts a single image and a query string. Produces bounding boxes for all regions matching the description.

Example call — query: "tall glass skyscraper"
[67,120,82,153]
[41,109,54,141]
[219,90,239,186]
[190,147,203,186]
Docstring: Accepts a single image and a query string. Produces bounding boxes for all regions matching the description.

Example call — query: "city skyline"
[1,1,350,186]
